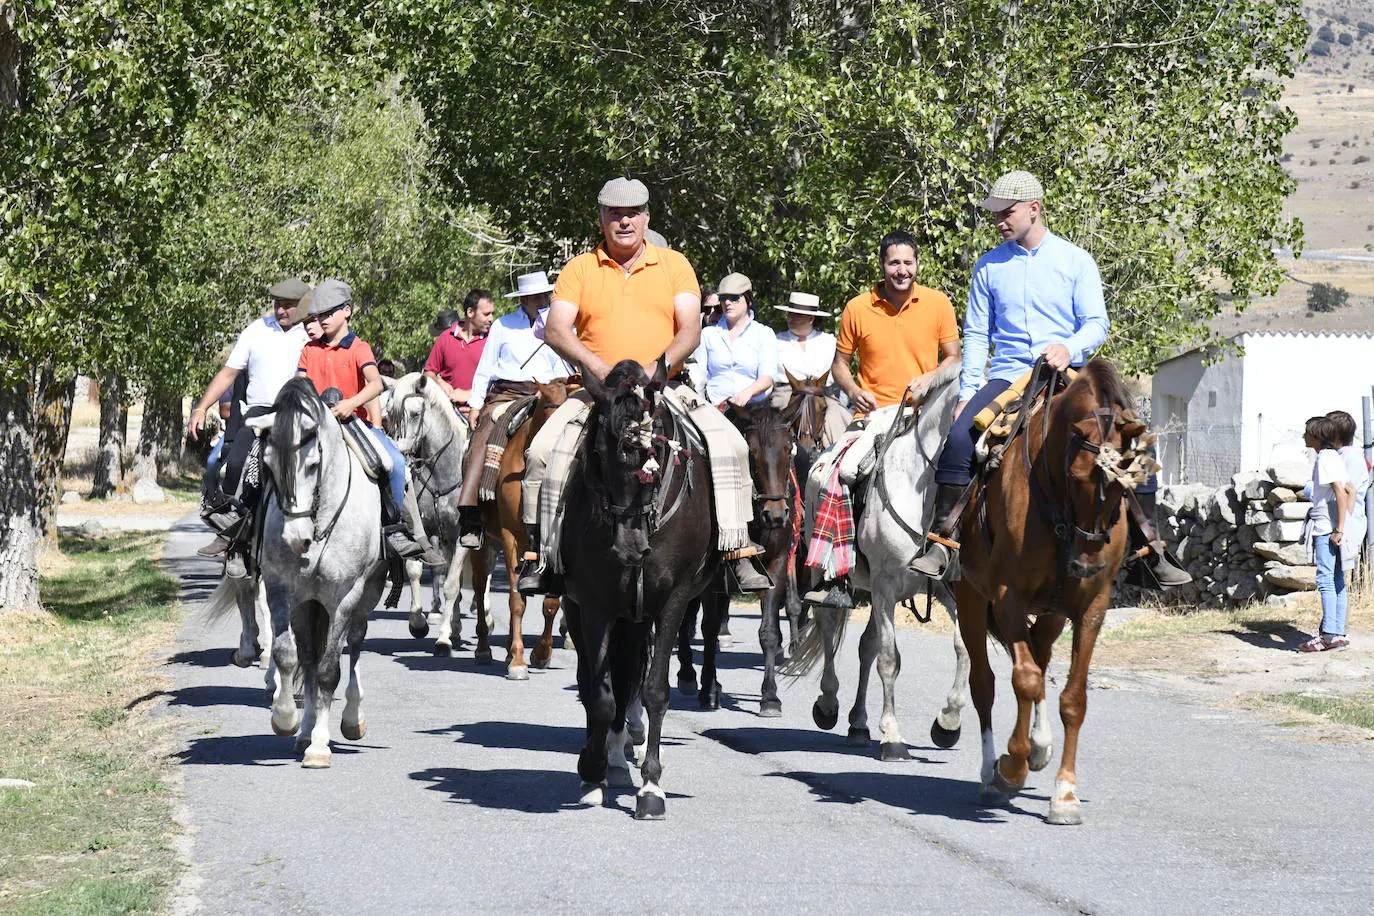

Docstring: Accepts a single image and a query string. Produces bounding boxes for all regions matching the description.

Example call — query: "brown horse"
[475,378,571,679]
[955,358,1154,825]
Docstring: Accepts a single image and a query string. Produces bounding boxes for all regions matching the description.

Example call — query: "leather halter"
[732,412,793,508]
[274,406,353,547]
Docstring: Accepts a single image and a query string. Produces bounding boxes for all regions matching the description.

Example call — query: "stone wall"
[1154,456,1316,608]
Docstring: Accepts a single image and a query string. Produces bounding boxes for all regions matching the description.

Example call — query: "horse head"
[783,368,829,462]
[726,402,792,530]
[1048,360,1157,579]
[582,357,668,566]
[532,378,572,437]
[265,377,337,555]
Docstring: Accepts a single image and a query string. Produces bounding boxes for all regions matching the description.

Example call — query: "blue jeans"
[935,378,1012,485]
[370,426,407,511]
[1314,533,1347,637]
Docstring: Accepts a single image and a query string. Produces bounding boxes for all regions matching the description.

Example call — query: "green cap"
[980,170,1044,211]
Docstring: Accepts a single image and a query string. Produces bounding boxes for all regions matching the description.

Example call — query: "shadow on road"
[178,733,382,767]
[1225,621,1309,653]
[169,647,237,668]
[767,770,1048,824]
[419,720,583,753]
[166,684,268,709]
[699,725,944,761]
[410,766,586,812]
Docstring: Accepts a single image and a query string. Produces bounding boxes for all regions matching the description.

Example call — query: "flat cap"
[267,277,311,301]
[598,177,649,208]
[980,170,1044,211]
[717,272,752,296]
[307,278,353,315]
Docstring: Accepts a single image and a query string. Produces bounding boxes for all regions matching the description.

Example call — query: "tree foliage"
[386,0,1307,374]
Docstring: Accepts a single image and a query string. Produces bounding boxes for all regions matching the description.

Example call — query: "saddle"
[341,419,392,482]
[972,366,1077,468]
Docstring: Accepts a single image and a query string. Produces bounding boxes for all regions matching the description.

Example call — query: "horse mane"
[908,358,963,407]
[388,371,468,441]
[274,376,327,424]
[1075,359,1135,411]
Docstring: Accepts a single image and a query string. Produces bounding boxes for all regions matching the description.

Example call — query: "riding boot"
[803,575,854,609]
[724,541,773,592]
[907,482,966,579]
[198,512,246,558]
[516,529,562,597]
[458,505,485,550]
[380,484,445,566]
[1124,490,1192,588]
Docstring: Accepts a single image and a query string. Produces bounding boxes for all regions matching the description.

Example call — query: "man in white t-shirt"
[188,278,311,565]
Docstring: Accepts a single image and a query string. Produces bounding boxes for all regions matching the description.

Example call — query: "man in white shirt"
[456,271,571,547]
[188,278,311,568]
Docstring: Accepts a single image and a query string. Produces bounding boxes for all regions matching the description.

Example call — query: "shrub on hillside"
[1312,39,1332,56]
[1307,283,1351,313]
[1359,21,1373,37]
[1318,24,1336,41]
[1355,154,1370,164]
[1339,32,1353,46]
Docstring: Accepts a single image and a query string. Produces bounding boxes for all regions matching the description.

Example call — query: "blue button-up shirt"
[958,230,1109,401]
[468,307,571,411]
[695,315,779,405]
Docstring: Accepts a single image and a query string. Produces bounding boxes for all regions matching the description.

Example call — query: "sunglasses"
[305,305,346,323]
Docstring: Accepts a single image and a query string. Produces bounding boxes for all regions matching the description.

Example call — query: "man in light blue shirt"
[910,171,1108,578]
[456,271,571,547]
[694,272,780,407]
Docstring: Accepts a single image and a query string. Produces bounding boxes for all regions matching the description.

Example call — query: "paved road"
[161,516,1374,915]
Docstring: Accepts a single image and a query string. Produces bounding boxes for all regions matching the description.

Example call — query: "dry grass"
[0,532,182,914]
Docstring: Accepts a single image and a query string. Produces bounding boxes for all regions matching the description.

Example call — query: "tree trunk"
[33,369,76,545]
[90,371,127,499]
[133,387,184,483]
[1,377,44,613]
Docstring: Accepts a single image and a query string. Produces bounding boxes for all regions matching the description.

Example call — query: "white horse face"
[273,411,322,555]
[394,395,426,453]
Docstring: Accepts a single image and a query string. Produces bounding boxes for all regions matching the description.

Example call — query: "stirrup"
[908,535,958,579]
[730,555,773,592]
[457,506,484,549]
[803,578,853,609]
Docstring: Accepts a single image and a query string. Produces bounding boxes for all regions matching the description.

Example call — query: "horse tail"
[984,601,1011,654]
[198,577,242,624]
[781,605,850,678]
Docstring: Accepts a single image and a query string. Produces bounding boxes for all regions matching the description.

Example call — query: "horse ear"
[784,368,803,390]
[647,355,668,393]
[817,369,830,388]
[581,364,608,403]
[781,393,803,423]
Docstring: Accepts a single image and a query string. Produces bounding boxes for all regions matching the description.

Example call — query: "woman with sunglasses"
[694,273,778,409]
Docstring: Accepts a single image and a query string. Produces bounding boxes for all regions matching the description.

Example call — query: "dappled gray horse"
[251,377,390,768]
[385,372,488,656]
[787,361,970,760]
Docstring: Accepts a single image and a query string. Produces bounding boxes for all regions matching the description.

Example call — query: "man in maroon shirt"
[423,288,495,419]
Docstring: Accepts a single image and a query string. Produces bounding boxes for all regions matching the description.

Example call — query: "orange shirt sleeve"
[297,344,313,373]
[666,250,700,298]
[553,254,588,308]
[835,301,861,356]
[353,339,377,370]
[937,293,959,343]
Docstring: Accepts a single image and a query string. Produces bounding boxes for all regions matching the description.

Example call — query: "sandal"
[1322,634,1350,651]
[1298,635,1328,653]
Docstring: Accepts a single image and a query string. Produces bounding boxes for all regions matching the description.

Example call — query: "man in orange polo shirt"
[517,177,771,596]
[832,229,961,414]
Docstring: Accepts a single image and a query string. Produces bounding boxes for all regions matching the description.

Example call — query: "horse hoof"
[1028,744,1054,772]
[930,720,962,749]
[530,653,552,670]
[474,648,493,664]
[677,675,698,697]
[230,649,253,668]
[758,699,783,718]
[408,620,430,639]
[607,765,634,788]
[628,727,647,746]
[718,633,733,648]
[271,717,299,737]
[812,699,838,731]
[845,726,870,747]
[340,719,366,741]
[506,666,529,681]
[432,641,452,658]
[634,793,666,820]
[879,741,913,762]
[1047,800,1083,826]
[579,783,604,806]
[992,757,1025,796]
[301,749,331,769]
[698,684,721,710]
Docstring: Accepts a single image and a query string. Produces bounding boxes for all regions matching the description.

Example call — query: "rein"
[405,396,462,499]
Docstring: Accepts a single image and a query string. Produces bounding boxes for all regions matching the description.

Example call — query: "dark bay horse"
[956,358,1155,824]
[479,378,571,678]
[677,401,800,715]
[561,359,718,819]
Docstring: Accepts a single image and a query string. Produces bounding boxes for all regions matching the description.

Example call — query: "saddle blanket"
[805,436,860,580]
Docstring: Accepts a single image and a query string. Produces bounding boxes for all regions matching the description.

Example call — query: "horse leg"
[231,578,259,668]
[409,558,431,638]
[1027,613,1066,772]
[469,547,492,646]
[433,545,461,655]
[810,607,842,731]
[340,616,368,741]
[625,691,647,750]
[872,595,911,761]
[1049,602,1106,825]
[268,589,301,738]
[505,541,530,679]
[758,576,783,717]
[698,585,723,710]
[605,625,643,790]
[956,583,1003,805]
[637,605,683,820]
[676,598,699,697]
[301,610,343,769]
[531,596,560,669]
[993,602,1039,797]
[568,598,611,805]
[931,595,968,749]
[845,606,880,747]
[255,580,272,669]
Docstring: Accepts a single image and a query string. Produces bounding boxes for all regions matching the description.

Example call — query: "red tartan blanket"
[805,439,857,579]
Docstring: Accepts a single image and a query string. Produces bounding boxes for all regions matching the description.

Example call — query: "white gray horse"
[385,372,489,657]
[787,361,970,760]
[250,377,390,768]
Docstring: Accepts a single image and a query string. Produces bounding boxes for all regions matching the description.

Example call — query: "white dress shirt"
[469,307,571,411]
[775,329,836,382]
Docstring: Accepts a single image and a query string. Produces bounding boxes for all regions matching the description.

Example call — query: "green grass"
[0,532,181,914]
[1262,692,1374,732]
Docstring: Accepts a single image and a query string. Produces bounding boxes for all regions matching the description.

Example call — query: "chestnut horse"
[476,378,571,679]
[955,358,1154,825]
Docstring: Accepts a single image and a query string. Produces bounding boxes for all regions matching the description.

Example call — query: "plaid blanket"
[806,437,859,579]
[476,384,538,502]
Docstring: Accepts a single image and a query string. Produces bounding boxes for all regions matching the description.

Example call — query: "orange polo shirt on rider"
[553,242,699,367]
[836,285,958,409]
[297,332,378,421]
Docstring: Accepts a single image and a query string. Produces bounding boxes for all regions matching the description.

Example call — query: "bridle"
[788,387,827,458]
[273,399,353,547]
[401,392,461,499]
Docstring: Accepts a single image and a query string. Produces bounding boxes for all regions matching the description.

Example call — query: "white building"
[1151,331,1373,486]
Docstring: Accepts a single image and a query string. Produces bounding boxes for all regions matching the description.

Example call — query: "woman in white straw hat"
[773,291,850,445]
